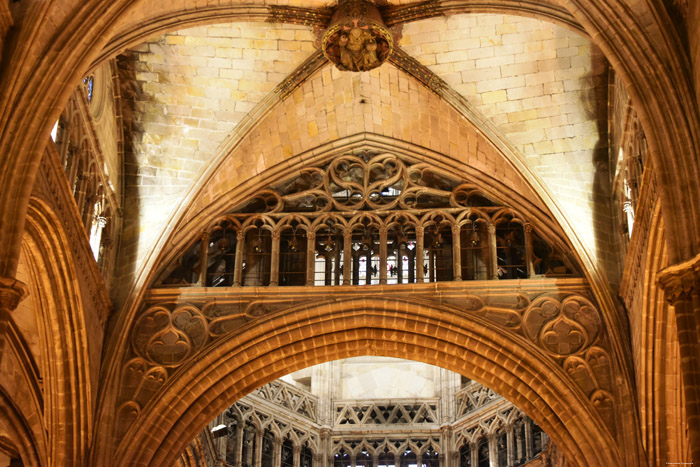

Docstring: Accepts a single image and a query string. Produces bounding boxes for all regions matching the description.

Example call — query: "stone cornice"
[0,277,28,311]
[656,252,700,303]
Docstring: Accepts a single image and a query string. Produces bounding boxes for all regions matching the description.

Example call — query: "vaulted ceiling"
[112,11,613,307]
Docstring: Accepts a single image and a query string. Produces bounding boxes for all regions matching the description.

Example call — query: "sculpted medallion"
[322,0,393,72]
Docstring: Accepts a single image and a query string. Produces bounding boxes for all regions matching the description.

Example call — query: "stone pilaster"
[657,252,700,464]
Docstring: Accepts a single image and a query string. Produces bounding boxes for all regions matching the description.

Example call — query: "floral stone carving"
[522,295,601,356]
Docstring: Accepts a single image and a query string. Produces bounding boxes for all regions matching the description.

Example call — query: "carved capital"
[657,252,700,303]
[0,277,29,311]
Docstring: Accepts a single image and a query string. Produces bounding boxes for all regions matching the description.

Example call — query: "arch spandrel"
[113,293,622,466]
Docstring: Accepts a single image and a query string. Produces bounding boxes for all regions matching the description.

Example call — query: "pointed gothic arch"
[114,296,624,466]
[17,197,94,466]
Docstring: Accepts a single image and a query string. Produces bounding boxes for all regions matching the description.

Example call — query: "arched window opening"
[494,215,527,280]
[279,220,309,286]
[531,421,546,456]
[399,447,417,467]
[459,443,472,467]
[422,444,440,467]
[496,432,508,467]
[159,240,202,286]
[612,110,648,247]
[386,215,417,284]
[261,429,275,467]
[334,447,351,467]
[350,216,381,286]
[356,447,373,467]
[314,219,344,286]
[242,223,272,287]
[460,218,488,280]
[377,450,395,467]
[206,220,239,287]
[281,437,294,467]
[477,438,489,467]
[301,443,314,467]
[513,421,526,466]
[241,422,256,467]
[88,190,107,260]
[156,152,581,288]
[83,75,95,102]
[423,215,453,282]
[97,207,114,272]
[225,418,238,466]
[531,235,575,277]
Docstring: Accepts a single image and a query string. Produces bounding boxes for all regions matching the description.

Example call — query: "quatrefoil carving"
[522,295,601,356]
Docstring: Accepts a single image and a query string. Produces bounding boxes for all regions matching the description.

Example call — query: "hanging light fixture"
[470,223,480,247]
[252,230,263,253]
[322,231,336,252]
[361,227,372,251]
[431,228,443,249]
[218,235,229,252]
[287,226,300,252]
[397,227,408,250]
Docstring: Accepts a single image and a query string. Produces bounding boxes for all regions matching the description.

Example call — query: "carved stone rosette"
[322,0,393,72]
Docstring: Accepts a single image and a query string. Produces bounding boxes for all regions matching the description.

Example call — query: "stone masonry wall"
[115,22,317,302]
[400,14,618,285]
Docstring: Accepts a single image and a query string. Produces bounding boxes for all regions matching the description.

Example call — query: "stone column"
[416,226,425,282]
[524,420,533,459]
[320,428,332,467]
[254,429,264,466]
[507,425,515,466]
[657,254,700,464]
[199,231,209,286]
[273,439,282,467]
[452,224,462,281]
[488,435,497,467]
[379,227,388,284]
[440,425,454,467]
[334,245,342,285]
[233,231,245,286]
[306,231,316,286]
[487,224,498,280]
[269,231,280,286]
[523,223,535,277]
[343,231,352,285]
[236,423,245,467]
[293,446,301,467]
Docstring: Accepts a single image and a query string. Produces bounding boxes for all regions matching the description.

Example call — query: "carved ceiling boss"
[322,0,394,72]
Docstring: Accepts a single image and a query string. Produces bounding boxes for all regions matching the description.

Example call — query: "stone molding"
[0,277,29,311]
